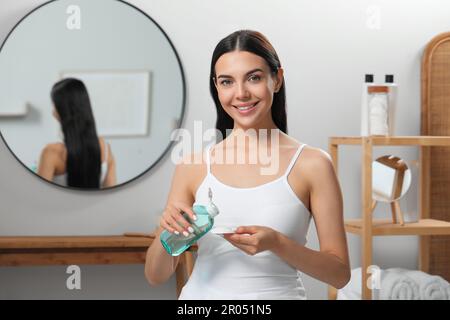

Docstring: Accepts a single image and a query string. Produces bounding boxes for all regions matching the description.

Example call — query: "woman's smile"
[233,101,259,115]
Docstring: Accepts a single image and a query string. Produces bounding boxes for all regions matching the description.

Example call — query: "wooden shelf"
[0,235,155,266]
[345,219,450,236]
[0,235,197,266]
[0,234,197,298]
[328,135,450,300]
[0,235,154,249]
[330,136,450,146]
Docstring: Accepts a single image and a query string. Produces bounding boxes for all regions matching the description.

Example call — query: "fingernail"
[192,215,197,221]
[183,231,189,237]
[188,226,194,233]
[174,230,180,235]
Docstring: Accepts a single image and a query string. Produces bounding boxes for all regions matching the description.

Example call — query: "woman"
[38,78,116,189]
[145,30,350,299]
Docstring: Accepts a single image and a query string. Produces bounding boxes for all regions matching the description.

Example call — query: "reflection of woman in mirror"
[145,30,350,299]
[37,78,116,188]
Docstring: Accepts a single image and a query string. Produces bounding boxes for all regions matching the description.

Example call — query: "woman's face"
[214,50,283,131]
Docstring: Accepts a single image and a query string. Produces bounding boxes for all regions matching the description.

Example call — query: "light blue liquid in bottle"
[160,188,219,256]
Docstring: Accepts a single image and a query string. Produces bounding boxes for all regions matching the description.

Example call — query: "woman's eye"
[220,79,233,86]
[248,75,261,82]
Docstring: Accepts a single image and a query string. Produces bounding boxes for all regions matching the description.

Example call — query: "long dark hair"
[209,30,287,140]
[51,78,101,188]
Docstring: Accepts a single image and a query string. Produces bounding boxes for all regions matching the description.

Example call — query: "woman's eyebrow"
[217,68,264,79]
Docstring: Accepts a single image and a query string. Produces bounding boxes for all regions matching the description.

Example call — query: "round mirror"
[0,0,185,190]
[372,155,412,202]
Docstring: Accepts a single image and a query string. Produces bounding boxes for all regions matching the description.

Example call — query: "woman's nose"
[235,83,250,100]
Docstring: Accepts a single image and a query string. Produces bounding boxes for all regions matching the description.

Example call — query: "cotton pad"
[210,226,237,235]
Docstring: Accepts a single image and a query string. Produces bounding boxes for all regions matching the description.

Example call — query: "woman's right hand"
[160,202,197,237]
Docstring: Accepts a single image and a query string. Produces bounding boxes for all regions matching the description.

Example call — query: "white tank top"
[178,143,311,300]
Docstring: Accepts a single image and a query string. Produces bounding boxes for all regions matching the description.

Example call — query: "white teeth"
[236,103,256,110]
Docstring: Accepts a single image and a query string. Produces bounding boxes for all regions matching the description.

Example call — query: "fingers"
[160,203,196,236]
[225,233,255,246]
[177,202,197,222]
[160,218,179,235]
[173,211,192,230]
[235,226,258,235]
[223,236,258,256]
[165,213,186,235]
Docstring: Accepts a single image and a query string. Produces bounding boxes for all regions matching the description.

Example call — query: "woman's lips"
[233,102,259,115]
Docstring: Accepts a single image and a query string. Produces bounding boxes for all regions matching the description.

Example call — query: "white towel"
[337,267,363,299]
[379,269,420,300]
[338,267,430,300]
[400,269,450,300]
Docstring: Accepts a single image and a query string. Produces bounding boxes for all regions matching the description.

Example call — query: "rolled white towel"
[380,269,420,300]
[402,270,450,300]
[338,267,425,300]
[337,267,363,300]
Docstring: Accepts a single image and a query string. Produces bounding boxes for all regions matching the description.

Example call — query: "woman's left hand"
[223,226,280,255]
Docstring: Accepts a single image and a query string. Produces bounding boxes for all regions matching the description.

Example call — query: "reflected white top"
[179,143,311,300]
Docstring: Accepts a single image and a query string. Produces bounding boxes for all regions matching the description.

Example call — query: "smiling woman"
[210,31,286,140]
[145,30,350,300]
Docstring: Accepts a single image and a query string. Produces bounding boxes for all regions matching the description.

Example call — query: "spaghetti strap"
[284,144,307,177]
[205,144,213,174]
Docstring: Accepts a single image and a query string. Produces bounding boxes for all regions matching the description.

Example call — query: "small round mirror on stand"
[372,155,412,225]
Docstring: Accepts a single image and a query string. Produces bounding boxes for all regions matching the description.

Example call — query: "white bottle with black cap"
[361,74,375,136]
[385,74,397,136]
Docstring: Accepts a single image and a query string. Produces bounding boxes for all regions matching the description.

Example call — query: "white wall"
[1,0,450,299]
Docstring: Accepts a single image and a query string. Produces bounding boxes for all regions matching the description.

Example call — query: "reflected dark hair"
[51,78,100,188]
[209,30,287,140]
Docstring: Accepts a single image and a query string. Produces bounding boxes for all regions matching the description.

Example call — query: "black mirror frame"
[0,0,187,192]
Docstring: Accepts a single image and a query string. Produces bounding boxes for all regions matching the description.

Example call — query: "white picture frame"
[60,70,151,137]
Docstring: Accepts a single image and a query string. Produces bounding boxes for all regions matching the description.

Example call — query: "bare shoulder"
[39,143,65,174]
[41,143,65,159]
[299,145,333,168]
[293,145,335,186]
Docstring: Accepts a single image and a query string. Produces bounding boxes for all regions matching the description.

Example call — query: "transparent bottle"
[160,188,219,256]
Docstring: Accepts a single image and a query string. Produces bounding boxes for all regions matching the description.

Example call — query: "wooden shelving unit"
[0,235,197,298]
[345,219,450,236]
[328,136,450,300]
